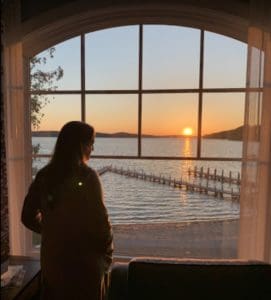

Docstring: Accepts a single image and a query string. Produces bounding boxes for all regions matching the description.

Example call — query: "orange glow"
[182,127,193,136]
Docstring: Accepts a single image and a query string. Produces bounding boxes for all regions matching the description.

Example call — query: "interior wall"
[18,0,249,56]
[20,0,250,23]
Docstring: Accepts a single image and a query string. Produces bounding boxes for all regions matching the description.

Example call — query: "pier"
[98,166,240,201]
[188,166,241,185]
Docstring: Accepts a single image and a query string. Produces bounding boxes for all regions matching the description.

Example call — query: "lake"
[32,137,242,224]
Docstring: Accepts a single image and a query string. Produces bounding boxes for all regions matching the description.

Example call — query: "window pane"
[204,32,247,88]
[91,158,240,258]
[86,95,138,155]
[142,94,198,156]
[202,93,245,158]
[143,25,200,89]
[31,95,81,154]
[30,37,81,90]
[85,26,139,90]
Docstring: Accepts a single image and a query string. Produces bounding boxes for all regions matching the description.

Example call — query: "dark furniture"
[1,256,41,300]
[2,256,271,299]
[109,257,271,300]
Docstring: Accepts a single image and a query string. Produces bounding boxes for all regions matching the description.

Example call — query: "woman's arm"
[21,173,43,234]
[87,170,114,270]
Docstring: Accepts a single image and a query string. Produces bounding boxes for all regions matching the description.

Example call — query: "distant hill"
[32,131,59,137]
[204,126,243,141]
[32,128,244,140]
[31,131,141,138]
[95,132,155,138]
[32,131,191,138]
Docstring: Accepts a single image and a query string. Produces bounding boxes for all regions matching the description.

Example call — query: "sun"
[182,127,193,136]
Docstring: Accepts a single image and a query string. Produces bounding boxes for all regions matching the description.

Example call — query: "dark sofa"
[108,257,271,300]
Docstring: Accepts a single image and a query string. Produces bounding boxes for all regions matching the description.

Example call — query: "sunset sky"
[31,25,247,135]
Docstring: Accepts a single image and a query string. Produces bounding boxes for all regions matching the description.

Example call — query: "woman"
[22,121,113,300]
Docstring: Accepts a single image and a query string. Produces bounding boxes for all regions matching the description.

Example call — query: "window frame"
[30,26,252,162]
[28,24,253,257]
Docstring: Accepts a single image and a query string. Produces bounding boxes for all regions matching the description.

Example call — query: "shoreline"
[112,219,239,259]
[112,217,239,228]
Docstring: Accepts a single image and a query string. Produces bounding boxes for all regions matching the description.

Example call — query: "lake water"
[32,137,242,224]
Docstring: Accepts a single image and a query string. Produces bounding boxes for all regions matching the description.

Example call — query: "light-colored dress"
[22,165,113,300]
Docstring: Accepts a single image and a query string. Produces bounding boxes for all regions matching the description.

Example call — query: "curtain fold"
[239,0,271,262]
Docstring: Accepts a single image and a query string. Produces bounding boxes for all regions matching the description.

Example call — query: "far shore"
[112,219,239,260]
[31,129,242,141]
[31,131,194,139]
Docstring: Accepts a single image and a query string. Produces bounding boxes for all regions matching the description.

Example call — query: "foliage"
[30,47,64,130]
[30,47,63,160]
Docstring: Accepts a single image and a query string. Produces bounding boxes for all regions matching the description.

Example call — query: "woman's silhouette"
[22,121,113,300]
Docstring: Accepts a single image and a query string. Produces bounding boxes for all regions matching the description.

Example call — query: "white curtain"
[3,0,33,255]
[239,0,271,262]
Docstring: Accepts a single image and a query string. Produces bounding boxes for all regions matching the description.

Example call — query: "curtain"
[239,0,271,262]
[3,0,32,256]
[1,17,10,271]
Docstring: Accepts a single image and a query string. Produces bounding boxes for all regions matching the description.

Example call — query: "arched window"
[30,25,247,259]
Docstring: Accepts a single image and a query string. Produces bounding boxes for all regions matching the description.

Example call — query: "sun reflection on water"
[183,137,192,156]
[179,137,196,181]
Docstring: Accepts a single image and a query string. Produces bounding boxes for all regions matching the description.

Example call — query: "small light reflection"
[183,137,192,157]
[179,137,195,181]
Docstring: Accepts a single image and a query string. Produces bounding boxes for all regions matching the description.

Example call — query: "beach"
[112,219,239,260]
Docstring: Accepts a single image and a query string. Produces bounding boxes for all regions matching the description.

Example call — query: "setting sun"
[182,127,193,136]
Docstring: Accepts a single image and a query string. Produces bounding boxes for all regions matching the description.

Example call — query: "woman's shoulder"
[34,165,51,180]
[79,165,100,182]
[75,165,101,195]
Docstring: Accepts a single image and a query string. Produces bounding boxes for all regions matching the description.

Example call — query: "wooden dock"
[98,166,240,201]
[188,166,241,185]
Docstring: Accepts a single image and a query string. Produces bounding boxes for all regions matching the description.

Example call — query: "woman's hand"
[36,210,42,223]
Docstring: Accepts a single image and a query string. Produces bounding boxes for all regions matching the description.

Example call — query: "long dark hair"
[41,121,94,209]
[48,121,95,177]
